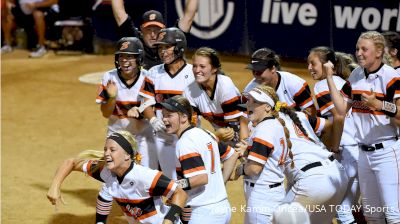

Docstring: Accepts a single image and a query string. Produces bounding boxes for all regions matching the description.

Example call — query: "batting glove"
[149,117,166,132]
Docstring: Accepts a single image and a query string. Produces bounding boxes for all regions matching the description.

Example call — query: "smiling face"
[307,52,326,80]
[246,96,271,125]
[118,53,139,78]
[355,38,383,72]
[158,44,176,64]
[162,109,182,135]
[141,25,162,48]
[103,139,131,175]
[251,67,276,87]
[192,55,217,85]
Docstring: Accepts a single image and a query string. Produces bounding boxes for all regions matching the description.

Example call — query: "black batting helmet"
[154,27,187,58]
[114,37,144,71]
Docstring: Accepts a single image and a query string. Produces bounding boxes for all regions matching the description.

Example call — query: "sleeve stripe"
[183,166,206,175]
[179,152,202,161]
[224,110,242,117]
[299,96,313,107]
[144,77,154,85]
[352,90,385,98]
[140,89,155,97]
[220,145,232,160]
[249,151,268,162]
[386,77,400,90]
[314,117,321,133]
[163,181,175,197]
[149,171,162,196]
[293,82,308,97]
[137,210,158,221]
[155,90,183,95]
[221,96,241,105]
[319,102,333,113]
[315,90,330,99]
[253,137,274,148]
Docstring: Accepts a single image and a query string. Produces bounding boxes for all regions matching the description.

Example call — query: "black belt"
[360,143,383,151]
[246,181,281,189]
[300,155,335,172]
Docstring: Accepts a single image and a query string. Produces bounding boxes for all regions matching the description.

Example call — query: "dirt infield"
[1,49,314,223]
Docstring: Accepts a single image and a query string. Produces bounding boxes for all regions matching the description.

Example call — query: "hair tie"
[275,101,288,111]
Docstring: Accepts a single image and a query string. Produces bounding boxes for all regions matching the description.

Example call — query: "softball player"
[308,46,359,224]
[139,27,195,180]
[234,85,291,224]
[184,47,248,145]
[96,37,157,170]
[327,31,400,223]
[237,85,349,224]
[47,130,188,224]
[244,48,315,115]
[382,31,400,71]
[111,0,198,69]
[159,95,242,224]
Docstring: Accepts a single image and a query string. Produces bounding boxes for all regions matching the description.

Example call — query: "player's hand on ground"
[215,127,235,142]
[127,107,140,118]
[150,117,166,132]
[47,187,66,212]
[106,80,118,99]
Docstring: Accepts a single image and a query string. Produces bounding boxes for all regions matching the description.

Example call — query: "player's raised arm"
[178,0,198,33]
[325,61,351,116]
[111,0,128,26]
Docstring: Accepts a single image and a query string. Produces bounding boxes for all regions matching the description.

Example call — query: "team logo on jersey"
[126,204,143,219]
[175,0,234,39]
[120,41,130,51]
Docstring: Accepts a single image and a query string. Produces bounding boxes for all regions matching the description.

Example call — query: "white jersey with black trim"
[140,63,195,140]
[314,76,357,146]
[348,64,400,145]
[243,71,314,111]
[279,112,333,181]
[184,74,243,129]
[244,117,288,185]
[175,127,233,207]
[83,161,178,224]
[96,69,151,135]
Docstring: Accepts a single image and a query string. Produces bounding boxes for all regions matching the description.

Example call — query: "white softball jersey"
[244,117,288,185]
[140,63,195,139]
[314,76,357,146]
[279,111,333,181]
[175,127,234,207]
[82,161,178,224]
[96,69,151,135]
[184,74,243,130]
[243,71,314,111]
[348,64,400,145]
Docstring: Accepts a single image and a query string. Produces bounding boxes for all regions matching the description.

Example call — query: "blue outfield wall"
[103,0,400,59]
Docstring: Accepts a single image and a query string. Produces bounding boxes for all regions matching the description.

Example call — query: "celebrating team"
[46,0,400,223]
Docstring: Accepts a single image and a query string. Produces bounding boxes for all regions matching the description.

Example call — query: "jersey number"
[278,138,287,165]
[207,142,216,174]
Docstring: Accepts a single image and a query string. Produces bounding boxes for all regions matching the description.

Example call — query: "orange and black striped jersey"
[184,74,243,129]
[244,71,314,111]
[348,64,400,145]
[175,127,233,207]
[83,161,178,224]
[244,117,287,185]
[314,76,357,146]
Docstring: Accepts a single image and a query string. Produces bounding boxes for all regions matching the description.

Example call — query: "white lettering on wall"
[261,0,317,26]
[334,3,400,31]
